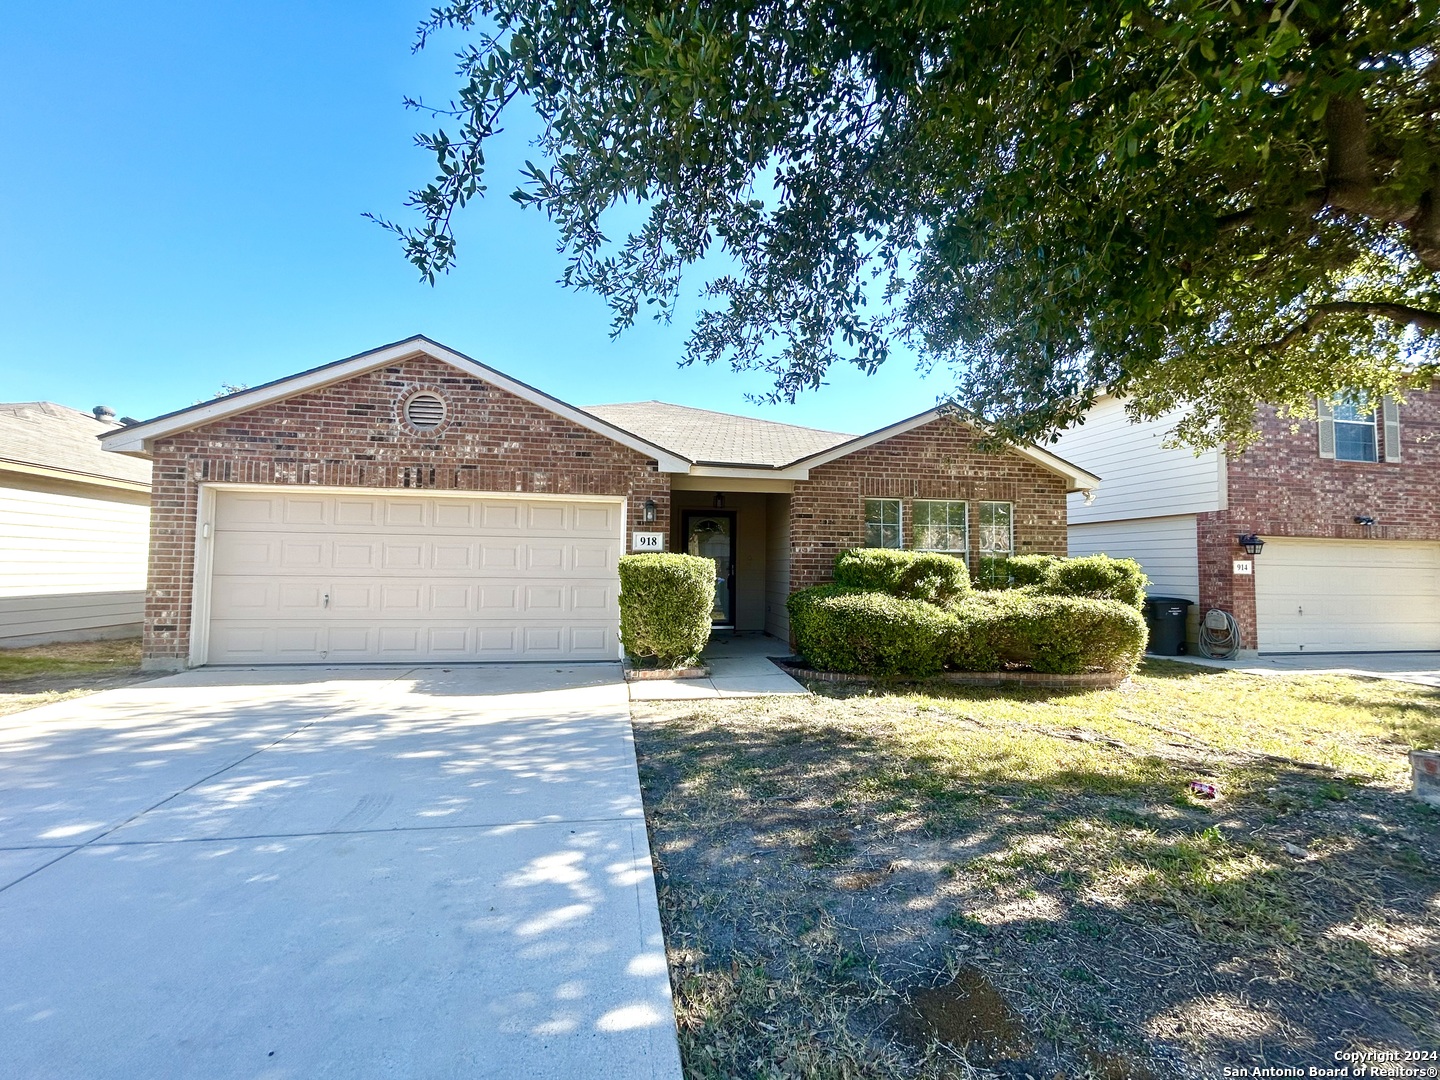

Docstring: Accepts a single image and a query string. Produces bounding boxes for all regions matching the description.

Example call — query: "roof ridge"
[586,400,854,438]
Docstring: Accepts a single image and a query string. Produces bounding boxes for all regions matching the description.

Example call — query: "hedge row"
[788,587,1146,676]
[787,548,1149,677]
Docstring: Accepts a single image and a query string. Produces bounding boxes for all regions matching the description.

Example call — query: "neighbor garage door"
[1254,539,1440,652]
[204,489,622,664]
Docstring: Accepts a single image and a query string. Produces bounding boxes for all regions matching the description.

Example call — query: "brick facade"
[789,417,1069,591]
[142,353,668,665]
[1199,385,1440,647]
[138,352,1075,666]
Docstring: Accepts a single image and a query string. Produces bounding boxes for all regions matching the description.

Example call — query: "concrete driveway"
[0,665,682,1080]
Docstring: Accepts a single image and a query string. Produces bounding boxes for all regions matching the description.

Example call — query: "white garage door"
[204,489,622,664]
[1255,539,1440,652]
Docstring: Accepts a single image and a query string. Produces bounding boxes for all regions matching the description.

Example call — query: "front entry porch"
[668,486,793,641]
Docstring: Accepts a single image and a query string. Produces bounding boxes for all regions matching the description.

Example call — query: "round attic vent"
[403,391,447,430]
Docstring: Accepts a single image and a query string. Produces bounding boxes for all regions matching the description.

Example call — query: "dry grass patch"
[0,638,151,716]
[634,660,1440,1079]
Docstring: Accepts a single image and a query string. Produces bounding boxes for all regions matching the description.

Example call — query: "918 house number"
[632,532,665,551]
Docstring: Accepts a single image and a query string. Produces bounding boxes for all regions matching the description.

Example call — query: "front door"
[683,510,737,628]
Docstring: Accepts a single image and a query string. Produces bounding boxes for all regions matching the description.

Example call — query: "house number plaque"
[632,532,665,551]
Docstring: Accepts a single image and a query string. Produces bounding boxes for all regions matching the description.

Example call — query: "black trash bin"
[1145,596,1193,655]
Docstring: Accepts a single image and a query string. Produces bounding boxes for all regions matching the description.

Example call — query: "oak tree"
[374,0,1440,446]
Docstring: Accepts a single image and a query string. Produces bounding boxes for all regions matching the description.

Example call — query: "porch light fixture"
[1237,534,1265,556]
[713,493,725,509]
[642,498,657,523]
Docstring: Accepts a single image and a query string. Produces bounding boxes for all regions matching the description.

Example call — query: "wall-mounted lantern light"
[1237,533,1265,556]
[713,493,726,509]
[642,498,657,523]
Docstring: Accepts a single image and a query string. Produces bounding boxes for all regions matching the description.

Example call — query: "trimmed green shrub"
[1005,554,1064,587]
[618,553,715,666]
[788,584,956,677]
[975,553,1148,610]
[833,548,971,606]
[950,592,1148,674]
[976,553,1061,589]
[1041,555,1148,611]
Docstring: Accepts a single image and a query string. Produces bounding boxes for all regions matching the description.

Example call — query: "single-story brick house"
[101,336,1097,670]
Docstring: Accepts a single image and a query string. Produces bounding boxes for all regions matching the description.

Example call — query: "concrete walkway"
[0,664,682,1080]
[627,633,808,701]
[1164,651,1440,689]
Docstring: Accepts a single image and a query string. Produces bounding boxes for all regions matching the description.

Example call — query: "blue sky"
[0,2,936,435]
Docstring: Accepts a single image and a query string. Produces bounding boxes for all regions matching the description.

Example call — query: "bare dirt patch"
[633,661,1440,1078]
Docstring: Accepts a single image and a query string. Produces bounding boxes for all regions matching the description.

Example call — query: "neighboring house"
[100,336,1097,670]
[1051,388,1440,653]
[0,402,152,647]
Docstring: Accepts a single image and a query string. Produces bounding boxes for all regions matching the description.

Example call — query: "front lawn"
[632,660,1440,1079]
[0,638,149,716]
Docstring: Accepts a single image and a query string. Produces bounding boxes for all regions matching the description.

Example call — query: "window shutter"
[1379,395,1401,462]
[1316,396,1335,459]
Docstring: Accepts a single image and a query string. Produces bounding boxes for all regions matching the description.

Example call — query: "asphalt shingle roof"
[583,401,853,467]
[0,402,152,486]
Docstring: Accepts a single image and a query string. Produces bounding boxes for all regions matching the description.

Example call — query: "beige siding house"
[1055,397,1223,643]
[0,403,152,646]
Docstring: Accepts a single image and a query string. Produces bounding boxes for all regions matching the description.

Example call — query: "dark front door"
[683,510,737,628]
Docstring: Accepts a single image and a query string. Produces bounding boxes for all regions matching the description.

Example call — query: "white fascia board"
[684,463,814,480]
[99,336,693,472]
[787,407,1102,494]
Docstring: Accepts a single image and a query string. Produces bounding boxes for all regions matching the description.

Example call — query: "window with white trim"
[977,501,1014,556]
[1332,393,1378,462]
[913,500,968,553]
[864,498,902,549]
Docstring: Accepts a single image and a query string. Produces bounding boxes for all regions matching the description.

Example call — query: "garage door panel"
[206,491,621,664]
[575,506,616,532]
[215,494,283,527]
[432,543,473,570]
[280,540,325,569]
[277,583,324,612]
[1256,540,1440,652]
[282,498,328,525]
[433,502,475,529]
[478,585,518,612]
[333,498,378,526]
[526,544,565,570]
[213,535,277,570]
[383,501,426,528]
[333,541,378,569]
[573,586,610,611]
[431,584,472,611]
[381,542,425,570]
[212,581,272,612]
[528,504,567,531]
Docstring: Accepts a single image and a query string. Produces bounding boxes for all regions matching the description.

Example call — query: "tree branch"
[1268,301,1440,352]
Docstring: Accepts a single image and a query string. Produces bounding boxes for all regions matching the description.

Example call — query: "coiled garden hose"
[1197,608,1240,660]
